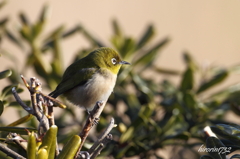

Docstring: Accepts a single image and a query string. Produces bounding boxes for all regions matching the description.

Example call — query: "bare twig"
[12,86,49,134]
[12,75,114,159]
[0,143,26,159]
[28,77,43,121]
[20,76,62,156]
[75,101,106,159]
[47,106,55,126]
[39,93,59,156]
[46,102,59,156]
[6,133,27,151]
[19,75,50,133]
[88,118,115,155]
[12,87,33,114]
[39,92,66,109]
[90,134,113,159]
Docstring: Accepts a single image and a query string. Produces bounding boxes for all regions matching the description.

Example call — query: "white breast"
[65,71,117,110]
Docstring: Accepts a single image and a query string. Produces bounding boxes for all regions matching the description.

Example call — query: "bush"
[1,3,240,159]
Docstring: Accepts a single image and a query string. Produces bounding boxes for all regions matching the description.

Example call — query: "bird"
[49,47,130,111]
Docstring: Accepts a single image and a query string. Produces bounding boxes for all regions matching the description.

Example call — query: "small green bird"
[49,47,130,111]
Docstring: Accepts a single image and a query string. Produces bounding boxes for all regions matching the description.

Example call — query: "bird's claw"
[93,117,100,125]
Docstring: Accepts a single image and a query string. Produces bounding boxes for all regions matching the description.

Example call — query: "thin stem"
[9,133,27,151]
[0,143,26,159]
[20,76,49,133]
[90,134,113,159]
[88,118,115,155]
[75,101,106,159]
[12,87,33,114]
[47,105,59,156]
[48,106,55,126]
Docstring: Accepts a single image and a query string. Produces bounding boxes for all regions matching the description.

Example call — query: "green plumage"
[49,47,130,110]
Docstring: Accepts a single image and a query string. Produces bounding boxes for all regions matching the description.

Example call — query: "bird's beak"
[119,61,131,65]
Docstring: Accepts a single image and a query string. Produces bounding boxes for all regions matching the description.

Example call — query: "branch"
[88,118,115,155]
[20,76,50,133]
[75,101,106,158]
[90,134,113,159]
[0,143,26,159]
[12,87,33,114]
[19,76,61,156]
[7,133,27,151]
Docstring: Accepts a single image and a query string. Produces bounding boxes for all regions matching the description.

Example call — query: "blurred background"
[2,0,240,73]
[1,0,240,159]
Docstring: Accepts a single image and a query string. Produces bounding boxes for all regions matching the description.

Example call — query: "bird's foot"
[93,117,100,125]
[84,107,91,115]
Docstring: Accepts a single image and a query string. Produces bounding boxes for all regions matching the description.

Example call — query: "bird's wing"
[49,67,97,98]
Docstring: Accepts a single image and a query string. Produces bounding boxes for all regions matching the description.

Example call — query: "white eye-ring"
[111,58,117,65]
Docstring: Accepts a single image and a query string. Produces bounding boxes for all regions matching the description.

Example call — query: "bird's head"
[88,47,130,74]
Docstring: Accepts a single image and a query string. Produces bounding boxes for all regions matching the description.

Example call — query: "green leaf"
[32,21,44,40]
[115,144,132,159]
[118,37,135,59]
[39,5,49,23]
[1,85,16,99]
[44,25,64,41]
[56,135,81,159]
[163,131,190,141]
[0,151,12,159]
[5,29,24,49]
[0,70,12,80]
[19,12,30,26]
[208,83,240,103]
[136,24,155,50]
[1,85,23,99]
[62,25,80,38]
[0,127,36,135]
[37,148,48,159]
[153,66,180,75]
[112,19,122,38]
[0,0,7,10]
[183,52,194,65]
[206,137,226,159]
[162,115,188,136]
[19,24,32,42]
[197,69,229,94]
[27,131,36,159]
[117,65,132,84]
[229,64,240,74]
[134,37,170,66]
[119,126,134,143]
[0,17,8,26]
[180,64,194,91]
[78,24,104,47]
[182,91,198,111]
[29,47,52,76]
[0,100,3,116]
[7,114,33,127]
[39,125,58,159]
[138,103,155,120]
[131,73,153,95]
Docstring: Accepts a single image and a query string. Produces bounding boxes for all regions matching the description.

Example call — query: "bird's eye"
[111,58,117,65]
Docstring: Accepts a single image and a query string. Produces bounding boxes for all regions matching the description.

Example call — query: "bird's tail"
[48,91,59,98]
